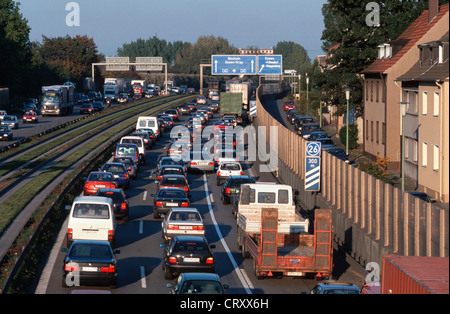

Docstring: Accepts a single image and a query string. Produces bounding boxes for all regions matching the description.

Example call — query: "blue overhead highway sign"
[212,55,257,75]
[258,55,282,75]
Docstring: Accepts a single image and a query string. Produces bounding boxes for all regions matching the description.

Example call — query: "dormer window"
[378,43,392,60]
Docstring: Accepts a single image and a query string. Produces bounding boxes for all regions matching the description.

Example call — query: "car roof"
[316,282,360,289]
[70,240,112,246]
[174,235,207,242]
[161,174,186,179]
[73,196,113,204]
[170,207,199,212]
[180,273,221,281]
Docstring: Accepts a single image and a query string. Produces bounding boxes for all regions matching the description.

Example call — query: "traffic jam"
[62,93,253,293]
[59,91,334,296]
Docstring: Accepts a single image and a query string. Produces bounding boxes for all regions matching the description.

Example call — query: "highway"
[36,98,367,295]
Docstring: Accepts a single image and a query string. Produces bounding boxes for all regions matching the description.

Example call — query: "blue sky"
[19,0,327,60]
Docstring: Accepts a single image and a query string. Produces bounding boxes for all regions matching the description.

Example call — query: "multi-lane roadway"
[34,97,366,295]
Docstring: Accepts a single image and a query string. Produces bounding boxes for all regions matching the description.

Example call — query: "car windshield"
[180,280,223,294]
[158,189,186,199]
[69,243,112,259]
[169,211,200,221]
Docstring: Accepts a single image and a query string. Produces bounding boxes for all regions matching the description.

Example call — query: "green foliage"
[357,153,392,183]
[339,123,359,150]
[0,0,32,94]
[273,41,311,74]
[314,0,440,119]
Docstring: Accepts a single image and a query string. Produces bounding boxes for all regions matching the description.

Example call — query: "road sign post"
[305,142,321,192]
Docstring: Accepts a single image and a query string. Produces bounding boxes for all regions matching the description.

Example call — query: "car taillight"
[193,225,204,231]
[217,171,221,176]
[225,188,230,194]
[168,224,178,230]
[181,202,189,207]
[100,265,115,273]
[190,161,197,166]
[67,228,73,239]
[184,187,189,192]
[121,202,127,210]
[158,176,162,180]
[65,264,79,272]
[240,171,243,175]
[206,257,214,264]
[108,230,114,240]
[169,257,177,264]
[155,201,163,206]
[209,162,214,166]
[124,173,128,180]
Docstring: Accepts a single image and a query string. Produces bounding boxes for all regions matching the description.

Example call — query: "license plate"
[95,185,105,188]
[287,272,304,276]
[82,267,98,272]
[179,226,192,230]
[166,202,178,206]
[82,229,98,233]
[183,258,199,263]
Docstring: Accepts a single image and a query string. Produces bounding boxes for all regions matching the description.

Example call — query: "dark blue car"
[100,162,130,189]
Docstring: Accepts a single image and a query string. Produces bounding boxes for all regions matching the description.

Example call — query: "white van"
[136,116,160,140]
[66,196,116,248]
[120,136,146,165]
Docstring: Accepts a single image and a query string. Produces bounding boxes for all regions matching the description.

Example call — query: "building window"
[422,91,428,115]
[413,141,418,163]
[382,123,386,145]
[376,81,379,102]
[366,120,369,140]
[376,121,379,143]
[434,145,439,171]
[371,121,374,142]
[433,92,440,116]
[408,91,418,113]
[422,142,428,167]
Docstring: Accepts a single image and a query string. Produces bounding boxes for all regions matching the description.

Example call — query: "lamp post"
[399,101,408,191]
[305,74,310,114]
[344,88,351,155]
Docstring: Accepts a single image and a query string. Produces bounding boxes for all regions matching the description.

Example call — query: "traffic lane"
[0,105,89,148]
[205,157,318,294]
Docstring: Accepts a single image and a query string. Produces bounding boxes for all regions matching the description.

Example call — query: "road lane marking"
[203,174,253,294]
[143,190,147,201]
[139,220,144,234]
[140,266,147,288]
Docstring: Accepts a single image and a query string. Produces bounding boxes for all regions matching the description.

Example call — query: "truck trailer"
[41,84,75,116]
[235,183,333,279]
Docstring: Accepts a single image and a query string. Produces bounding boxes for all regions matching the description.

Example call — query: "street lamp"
[399,101,408,191]
[344,88,351,155]
[305,74,310,114]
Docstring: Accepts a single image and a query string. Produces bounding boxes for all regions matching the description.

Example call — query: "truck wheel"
[241,241,250,259]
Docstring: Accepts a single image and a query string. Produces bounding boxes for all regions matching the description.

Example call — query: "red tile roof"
[362,4,449,74]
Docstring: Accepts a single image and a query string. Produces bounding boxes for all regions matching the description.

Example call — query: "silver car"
[1,115,19,129]
[187,151,215,173]
[161,208,205,243]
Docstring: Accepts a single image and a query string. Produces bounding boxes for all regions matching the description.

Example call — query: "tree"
[0,0,32,95]
[273,41,311,75]
[37,35,103,87]
[315,0,446,118]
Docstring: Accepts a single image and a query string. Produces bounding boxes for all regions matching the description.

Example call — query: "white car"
[161,208,205,243]
[216,161,243,186]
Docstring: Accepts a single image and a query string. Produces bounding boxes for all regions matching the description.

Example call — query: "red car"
[157,174,190,197]
[83,171,117,196]
[283,100,295,111]
[22,111,38,123]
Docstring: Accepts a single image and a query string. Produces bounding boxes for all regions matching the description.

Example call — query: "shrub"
[339,123,358,150]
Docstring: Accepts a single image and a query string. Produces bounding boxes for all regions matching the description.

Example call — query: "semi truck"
[41,84,75,116]
[235,183,333,279]
[220,93,244,125]
[228,82,251,110]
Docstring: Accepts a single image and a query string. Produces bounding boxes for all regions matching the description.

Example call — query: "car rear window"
[221,163,240,170]
[88,173,113,181]
[96,191,125,202]
[229,178,253,188]
[170,211,200,221]
[116,146,136,156]
[122,139,142,147]
[174,241,209,253]
[103,165,124,173]
[158,189,186,198]
[73,204,110,219]
[69,244,112,259]
[258,192,276,204]
[162,177,186,185]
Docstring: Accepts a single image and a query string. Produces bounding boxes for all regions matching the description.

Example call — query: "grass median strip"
[0,95,195,237]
